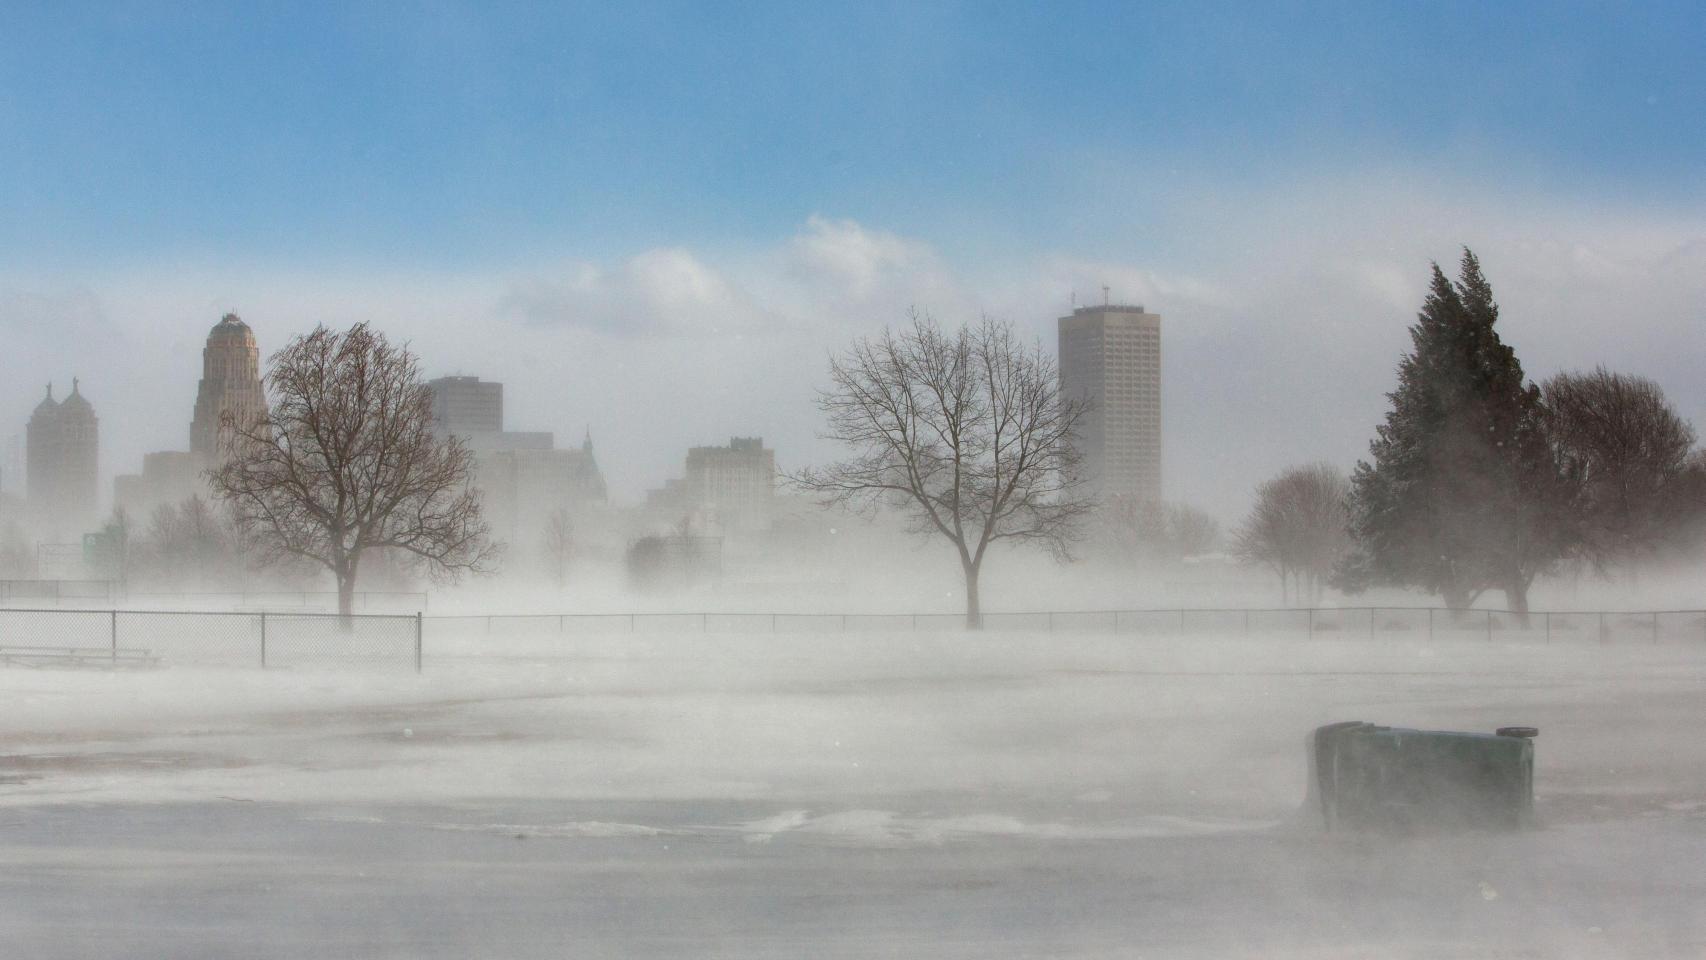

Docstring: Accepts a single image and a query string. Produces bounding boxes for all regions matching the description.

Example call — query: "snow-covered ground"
[3,631,1706,957]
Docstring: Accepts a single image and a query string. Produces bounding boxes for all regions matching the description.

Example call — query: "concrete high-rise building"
[113,451,201,519]
[427,375,554,452]
[479,433,609,541]
[424,375,606,547]
[26,380,99,534]
[428,376,504,438]
[190,313,266,459]
[648,437,777,533]
[1058,303,1161,504]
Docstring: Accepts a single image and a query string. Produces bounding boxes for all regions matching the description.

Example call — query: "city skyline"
[1,5,1701,522]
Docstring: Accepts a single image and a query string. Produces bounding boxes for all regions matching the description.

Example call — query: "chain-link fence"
[5,605,1700,671]
[0,580,125,605]
[423,606,1706,644]
[0,608,421,670]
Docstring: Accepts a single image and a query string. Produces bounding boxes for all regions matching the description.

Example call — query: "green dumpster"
[1307,721,1536,832]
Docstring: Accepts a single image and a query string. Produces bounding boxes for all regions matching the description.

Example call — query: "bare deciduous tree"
[1543,368,1700,573]
[1236,463,1351,605]
[0,521,34,579]
[1106,496,1222,567]
[135,496,242,588]
[790,313,1093,628]
[210,323,496,617]
[542,507,574,589]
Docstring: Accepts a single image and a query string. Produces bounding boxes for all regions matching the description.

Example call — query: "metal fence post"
[1486,609,1493,642]
[110,609,117,663]
[415,612,423,673]
[1544,611,1551,643]
[260,611,268,669]
[1369,608,1376,641]
[1307,608,1314,640]
[1428,607,1434,643]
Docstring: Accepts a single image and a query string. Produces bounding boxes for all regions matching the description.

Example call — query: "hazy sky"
[2,2,1702,520]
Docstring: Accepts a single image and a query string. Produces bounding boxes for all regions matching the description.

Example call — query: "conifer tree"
[1343,250,1571,618]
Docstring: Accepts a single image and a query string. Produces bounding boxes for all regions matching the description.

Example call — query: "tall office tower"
[427,375,504,439]
[190,313,267,459]
[26,380,100,533]
[1058,303,1162,504]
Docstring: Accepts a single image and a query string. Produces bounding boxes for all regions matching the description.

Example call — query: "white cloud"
[786,215,938,294]
[497,248,770,337]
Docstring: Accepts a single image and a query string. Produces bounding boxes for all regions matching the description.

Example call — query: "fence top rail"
[0,606,420,621]
[6,605,1695,623]
[125,590,427,599]
[419,605,1706,622]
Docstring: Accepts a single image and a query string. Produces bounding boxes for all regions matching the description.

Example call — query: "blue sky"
[3,2,1701,268]
[2,2,1703,518]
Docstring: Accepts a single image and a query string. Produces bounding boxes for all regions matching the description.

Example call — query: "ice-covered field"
[4,630,1706,958]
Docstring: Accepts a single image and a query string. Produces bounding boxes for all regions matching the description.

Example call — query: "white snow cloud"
[498,248,772,337]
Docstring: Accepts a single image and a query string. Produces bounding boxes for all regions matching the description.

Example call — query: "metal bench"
[0,645,162,669]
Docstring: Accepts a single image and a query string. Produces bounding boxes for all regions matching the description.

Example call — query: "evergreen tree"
[1343,250,1571,617]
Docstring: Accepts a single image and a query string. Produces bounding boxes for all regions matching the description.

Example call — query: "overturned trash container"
[1307,721,1536,833]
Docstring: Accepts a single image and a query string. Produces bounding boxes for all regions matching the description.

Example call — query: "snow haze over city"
[1,4,1704,958]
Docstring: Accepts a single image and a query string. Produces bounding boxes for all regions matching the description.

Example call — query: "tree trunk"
[1442,584,1471,615]
[964,561,982,630]
[336,551,361,630]
[1505,578,1531,629]
[336,573,355,631]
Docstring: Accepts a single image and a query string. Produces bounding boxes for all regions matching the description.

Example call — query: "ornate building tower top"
[190,313,266,460]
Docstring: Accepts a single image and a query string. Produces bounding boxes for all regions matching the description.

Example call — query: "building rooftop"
[209,312,253,338]
[58,379,95,418]
[1071,303,1149,315]
[32,383,59,417]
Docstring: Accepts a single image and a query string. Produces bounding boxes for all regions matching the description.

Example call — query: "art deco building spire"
[190,313,266,460]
